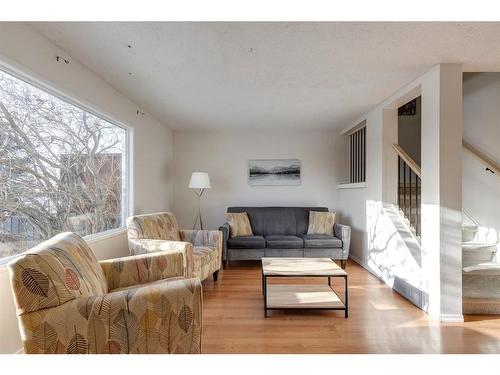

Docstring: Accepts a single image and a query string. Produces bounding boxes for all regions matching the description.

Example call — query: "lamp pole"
[193,188,206,230]
[189,172,211,230]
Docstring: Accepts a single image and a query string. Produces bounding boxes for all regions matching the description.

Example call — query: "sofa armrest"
[218,223,230,261]
[100,250,191,290]
[334,223,351,260]
[18,277,202,354]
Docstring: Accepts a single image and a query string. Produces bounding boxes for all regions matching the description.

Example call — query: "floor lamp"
[189,172,211,230]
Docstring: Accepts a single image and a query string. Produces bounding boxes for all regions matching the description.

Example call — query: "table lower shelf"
[266,284,345,309]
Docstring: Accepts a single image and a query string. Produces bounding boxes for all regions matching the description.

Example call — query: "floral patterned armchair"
[126,212,222,282]
[8,232,202,354]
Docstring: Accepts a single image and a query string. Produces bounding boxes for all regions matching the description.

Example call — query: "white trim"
[84,227,127,243]
[337,182,367,189]
[341,120,367,136]
[440,314,465,323]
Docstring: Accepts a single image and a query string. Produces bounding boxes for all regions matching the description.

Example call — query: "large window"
[0,68,128,260]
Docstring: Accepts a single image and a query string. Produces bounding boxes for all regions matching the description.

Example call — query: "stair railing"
[463,141,499,176]
[393,144,421,237]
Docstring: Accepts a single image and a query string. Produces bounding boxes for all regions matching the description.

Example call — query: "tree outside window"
[0,69,127,259]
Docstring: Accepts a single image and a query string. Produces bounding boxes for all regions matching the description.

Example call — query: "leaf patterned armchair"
[126,212,222,282]
[7,232,202,354]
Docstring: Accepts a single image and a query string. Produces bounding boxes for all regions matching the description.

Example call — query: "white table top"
[261,257,347,276]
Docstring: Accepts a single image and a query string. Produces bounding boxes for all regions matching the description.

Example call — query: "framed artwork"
[248,159,301,186]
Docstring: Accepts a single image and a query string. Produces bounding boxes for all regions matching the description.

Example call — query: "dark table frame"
[261,268,348,318]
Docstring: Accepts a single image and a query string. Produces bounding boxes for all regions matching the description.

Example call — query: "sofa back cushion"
[127,212,180,241]
[8,232,107,315]
[227,207,329,236]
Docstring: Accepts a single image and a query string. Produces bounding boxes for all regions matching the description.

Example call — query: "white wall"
[462,73,500,240]
[173,129,345,230]
[0,23,173,353]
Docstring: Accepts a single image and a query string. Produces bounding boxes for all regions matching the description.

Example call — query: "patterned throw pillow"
[226,212,253,238]
[307,211,336,235]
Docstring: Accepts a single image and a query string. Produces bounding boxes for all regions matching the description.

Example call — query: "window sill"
[0,227,127,268]
[337,182,367,189]
[84,227,127,243]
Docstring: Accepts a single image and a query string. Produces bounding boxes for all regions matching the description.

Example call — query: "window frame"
[0,62,133,263]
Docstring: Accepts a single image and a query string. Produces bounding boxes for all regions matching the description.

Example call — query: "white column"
[421,64,463,321]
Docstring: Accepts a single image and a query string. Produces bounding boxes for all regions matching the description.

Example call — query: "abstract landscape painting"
[248,159,301,186]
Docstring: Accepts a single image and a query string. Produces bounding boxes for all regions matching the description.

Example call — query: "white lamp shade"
[189,172,211,189]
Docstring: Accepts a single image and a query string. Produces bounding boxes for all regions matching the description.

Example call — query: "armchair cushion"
[18,277,202,354]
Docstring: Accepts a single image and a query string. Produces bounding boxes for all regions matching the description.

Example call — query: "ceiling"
[30,22,500,131]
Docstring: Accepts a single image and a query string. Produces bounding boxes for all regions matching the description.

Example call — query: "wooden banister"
[392,144,421,178]
[463,141,499,175]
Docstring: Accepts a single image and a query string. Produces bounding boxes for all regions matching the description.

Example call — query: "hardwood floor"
[201,260,500,353]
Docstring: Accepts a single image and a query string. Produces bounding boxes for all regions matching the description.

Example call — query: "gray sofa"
[219,207,351,269]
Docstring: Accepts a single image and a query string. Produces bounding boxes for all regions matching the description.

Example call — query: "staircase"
[462,225,500,314]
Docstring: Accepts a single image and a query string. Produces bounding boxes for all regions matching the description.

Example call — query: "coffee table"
[261,257,348,318]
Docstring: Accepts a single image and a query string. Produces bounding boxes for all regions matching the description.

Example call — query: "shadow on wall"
[365,200,424,307]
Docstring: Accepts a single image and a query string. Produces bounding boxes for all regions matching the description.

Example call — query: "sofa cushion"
[226,212,253,238]
[307,211,336,235]
[265,235,304,249]
[301,234,342,248]
[227,235,266,249]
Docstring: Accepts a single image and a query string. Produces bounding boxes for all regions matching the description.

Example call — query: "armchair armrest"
[334,223,351,260]
[218,223,230,261]
[19,277,202,354]
[100,249,192,290]
[127,238,193,277]
[179,229,222,248]
[179,229,223,272]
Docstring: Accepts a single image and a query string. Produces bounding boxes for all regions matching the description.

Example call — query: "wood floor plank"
[200,260,500,353]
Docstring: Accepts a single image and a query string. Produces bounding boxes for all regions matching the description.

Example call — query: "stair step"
[463,262,500,274]
[463,297,500,315]
[462,225,478,242]
[462,242,497,251]
[463,262,500,299]
[462,243,497,267]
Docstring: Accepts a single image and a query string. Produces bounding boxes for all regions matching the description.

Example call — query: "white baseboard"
[348,254,385,282]
[440,314,464,323]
